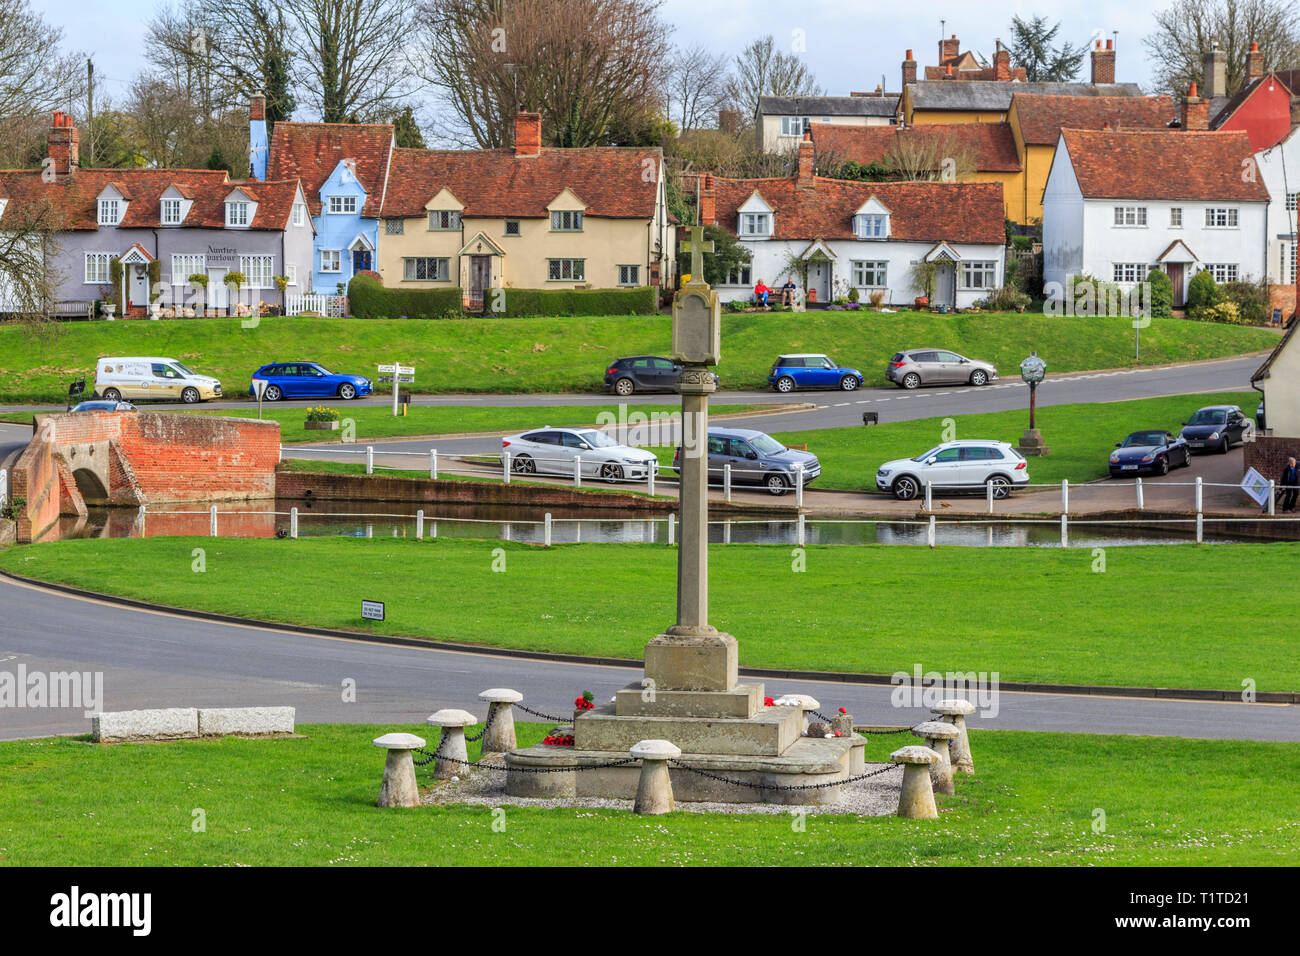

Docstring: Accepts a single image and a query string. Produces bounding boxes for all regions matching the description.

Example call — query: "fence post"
[291,506,298,539]
[430,450,437,480]
[1061,479,1069,515]
[927,514,936,549]
[1060,513,1068,548]
[723,520,731,545]
[987,480,994,514]
[138,505,146,537]
[724,463,732,502]
[1136,477,1144,510]
[503,452,511,484]
[574,456,582,488]
[647,460,655,496]
[1268,480,1276,517]
[209,505,217,537]
[416,509,423,540]
[667,513,675,546]
[366,446,374,475]
[544,512,552,548]
[1195,476,1203,515]
[1196,512,1204,544]
[924,480,932,513]
[797,513,806,547]
[795,463,804,509]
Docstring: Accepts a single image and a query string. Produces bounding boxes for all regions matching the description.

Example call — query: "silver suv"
[887,349,998,389]
[875,440,1029,500]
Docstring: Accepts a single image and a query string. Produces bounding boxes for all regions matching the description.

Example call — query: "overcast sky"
[45,0,1167,115]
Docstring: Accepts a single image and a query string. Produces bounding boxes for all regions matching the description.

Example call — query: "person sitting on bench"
[780,278,798,306]
[753,279,771,306]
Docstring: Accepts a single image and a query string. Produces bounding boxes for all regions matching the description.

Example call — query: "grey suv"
[672,427,821,496]
[887,349,998,389]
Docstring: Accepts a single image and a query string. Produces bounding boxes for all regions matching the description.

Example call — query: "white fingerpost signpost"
[377,360,415,417]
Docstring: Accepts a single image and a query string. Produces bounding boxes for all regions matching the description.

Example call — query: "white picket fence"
[286,294,347,317]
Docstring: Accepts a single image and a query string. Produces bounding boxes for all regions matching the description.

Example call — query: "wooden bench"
[50,301,94,320]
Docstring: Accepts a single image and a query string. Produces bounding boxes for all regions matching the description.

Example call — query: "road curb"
[2,569,1293,705]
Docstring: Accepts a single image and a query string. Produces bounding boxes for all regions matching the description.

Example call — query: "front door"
[807,261,830,303]
[1168,263,1185,306]
[352,249,372,274]
[129,265,149,312]
[469,255,491,307]
[208,268,228,311]
[933,264,956,309]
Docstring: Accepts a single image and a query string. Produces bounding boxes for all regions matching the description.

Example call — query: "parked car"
[875,440,1028,500]
[95,357,222,404]
[886,349,998,389]
[603,356,717,396]
[768,354,863,393]
[249,362,373,401]
[1108,430,1191,477]
[1179,405,1251,454]
[69,400,136,412]
[500,427,658,482]
[671,427,821,496]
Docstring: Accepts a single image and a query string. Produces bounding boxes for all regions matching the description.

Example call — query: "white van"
[95,357,223,404]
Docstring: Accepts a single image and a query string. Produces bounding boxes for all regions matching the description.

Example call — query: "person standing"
[1280,456,1299,513]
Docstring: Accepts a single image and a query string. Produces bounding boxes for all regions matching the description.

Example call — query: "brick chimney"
[47,111,79,178]
[1203,41,1226,99]
[698,174,716,226]
[1091,39,1116,85]
[994,42,1011,82]
[1247,42,1264,82]
[902,49,917,87]
[249,94,268,181]
[797,132,815,188]
[940,34,959,65]
[515,109,542,158]
[1181,82,1209,131]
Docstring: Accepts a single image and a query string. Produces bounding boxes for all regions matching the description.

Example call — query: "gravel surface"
[422,753,903,816]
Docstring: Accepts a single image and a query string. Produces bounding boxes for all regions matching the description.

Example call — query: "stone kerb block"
[198,706,296,736]
[373,732,426,808]
[426,708,477,780]
[890,745,939,819]
[931,699,976,775]
[478,688,522,754]
[630,739,681,815]
[774,694,819,732]
[912,720,961,796]
[92,708,199,742]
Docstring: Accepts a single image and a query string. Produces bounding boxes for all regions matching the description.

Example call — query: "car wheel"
[1220,436,1230,455]
[1183,448,1192,468]
[512,454,535,474]
[102,388,121,402]
[765,473,789,496]
[600,462,624,483]
[338,383,357,400]
[901,372,921,390]
[893,475,919,501]
[775,376,796,393]
[1156,456,1169,476]
[839,375,858,392]
[987,475,1012,499]
[181,387,200,404]
[614,377,635,397]
[969,369,988,387]
[264,385,282,402]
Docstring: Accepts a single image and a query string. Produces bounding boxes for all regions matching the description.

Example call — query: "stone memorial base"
[1017,428,1051,457]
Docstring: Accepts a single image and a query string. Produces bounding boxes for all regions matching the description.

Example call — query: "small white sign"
[1241,467,1270,507]
[396,364,415,375]
[376,364,396,374]
[252,378,269,399]
[361,600,385,622]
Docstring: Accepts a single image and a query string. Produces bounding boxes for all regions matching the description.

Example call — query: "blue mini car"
[768,353,863,392]
[249,362,373,401]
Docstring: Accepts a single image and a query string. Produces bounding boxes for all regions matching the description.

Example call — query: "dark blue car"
[250,362,373,401]
[768,353,863,393]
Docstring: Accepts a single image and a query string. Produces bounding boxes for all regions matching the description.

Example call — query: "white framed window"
[1288,193,1299,212]
[98,199,121,226]
[852,260,887,287]
[779,116,808,137]
[1282,243,1297,284]
[504,220,521,236]
[1169,207,1182,227]
[240,255,274,289]
[328,196,357,215]
[550,210,583,231]
[226,201,250,227]
[547,258,585,281]
[1207,263,1239,283]
[84,252,111,284]
[1204,207,1238,228]
[1112,262,1146,283]
[617,264,640,286]
[723,265,752,286]
[292,203,306,227]
[287,264,298,286]
[740,212,771,237]
[1112,206,1147,227]
[320,249,341,273]
[427,210,460,230]
[384,218,404,235]
[161,199,183,225]
[960,260,997,290]
[171,254,206,285]
[403,257,449,281]
[854,214,888,239]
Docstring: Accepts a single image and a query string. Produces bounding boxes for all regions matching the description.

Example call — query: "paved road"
[0,574,1294,743]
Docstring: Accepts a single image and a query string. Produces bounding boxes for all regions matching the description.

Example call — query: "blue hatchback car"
[768,353,863,393]
[249,362,373,401]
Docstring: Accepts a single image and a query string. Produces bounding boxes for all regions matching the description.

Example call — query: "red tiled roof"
[810,122,1021,172]
[0,168,302,230]
[1059,129,1270,201]
[1012,93,1176,145]
[379,146,662,219]
[266,122,394,216]
[709,175,1005,245]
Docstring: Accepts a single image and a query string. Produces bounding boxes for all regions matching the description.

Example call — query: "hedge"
[486,286,657,317]
[347,274,464,319]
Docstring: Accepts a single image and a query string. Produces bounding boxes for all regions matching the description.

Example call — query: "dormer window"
[226,200,250,227]
[98,199,121,226]
[550,210,583,231]
[428,210,460,230]
[854,214,888,239]
[161,198,183,225]
[740,213,772,237]
[328,196,357,215]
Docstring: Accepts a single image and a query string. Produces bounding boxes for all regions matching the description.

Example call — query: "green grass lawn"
[0,312,1276,403]
[3,537,1295,691]
[2,724,1295,865]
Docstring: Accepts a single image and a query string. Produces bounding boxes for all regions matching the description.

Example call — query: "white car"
[500,427,659,483]
[875,440,1029,500]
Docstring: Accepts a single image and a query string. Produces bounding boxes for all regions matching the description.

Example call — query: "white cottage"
[1042,128,1269,307]
[701,135,1007,309]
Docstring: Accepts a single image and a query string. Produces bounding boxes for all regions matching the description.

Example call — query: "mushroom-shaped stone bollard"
[373,732,426,808]
[478,688,523,754]
[912,720,961,796]
[776,694,820,732]
[931,698,977,775]
[890,746,939,820]
[630,739,681,815]
[426,709,478,780]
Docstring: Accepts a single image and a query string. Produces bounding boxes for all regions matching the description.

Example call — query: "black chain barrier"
[464,708,495,744]
[667,760,902,793]
[413,750,640,775]
[853,726,915,736]
[513,702,570,723]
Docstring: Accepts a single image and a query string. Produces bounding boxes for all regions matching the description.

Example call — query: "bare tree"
[0,196,62,325]
[0,0,85,167]
[1145,0,1300,95]
[206,0,297,130]
[667,44,730,131]
[883,130,978,182]
[415,0,673,148]
[726,35,823,121]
